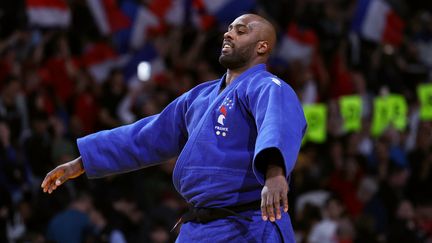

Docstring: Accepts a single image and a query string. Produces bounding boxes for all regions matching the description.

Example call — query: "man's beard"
[219,42,256,69]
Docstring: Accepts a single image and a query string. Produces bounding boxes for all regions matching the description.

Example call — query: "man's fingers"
[261,194,268,221]
[41,177,48,189]
[41,167,66,193]
[48,173,68,193]
[274,193,281,220]
[266,193,275,222]
[282,192,289,213]
[41,169,57,188]
[42,171,57,193]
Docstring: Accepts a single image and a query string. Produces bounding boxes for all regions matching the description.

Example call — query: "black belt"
[171,200,261,232]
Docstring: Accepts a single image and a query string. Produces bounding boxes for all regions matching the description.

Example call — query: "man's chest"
[184,87,255,140]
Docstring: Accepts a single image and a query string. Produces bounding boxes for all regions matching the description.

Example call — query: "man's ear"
[257,41,269,55]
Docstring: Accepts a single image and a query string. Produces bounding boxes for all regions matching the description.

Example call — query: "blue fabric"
[389,145,408,168]
[77,64,306,242]
[46,209,93,243]
[176,209,296,243]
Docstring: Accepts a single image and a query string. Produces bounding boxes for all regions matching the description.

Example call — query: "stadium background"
[1,0,432,242]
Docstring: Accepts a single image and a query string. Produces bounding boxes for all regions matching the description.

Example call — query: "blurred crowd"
[1,0,432,242]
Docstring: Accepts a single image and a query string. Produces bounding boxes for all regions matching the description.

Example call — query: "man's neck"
[225,70,240,86]
[224,59,266,86]
[225,63,254,86]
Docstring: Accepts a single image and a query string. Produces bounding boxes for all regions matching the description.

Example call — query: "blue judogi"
[77,64,306,242]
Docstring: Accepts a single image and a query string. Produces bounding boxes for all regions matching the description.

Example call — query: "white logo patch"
[215,96,234,137]
[271,78,281,86]
[217,114,225,125]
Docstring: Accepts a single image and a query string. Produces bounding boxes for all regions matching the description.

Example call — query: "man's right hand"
[41,157,85,194]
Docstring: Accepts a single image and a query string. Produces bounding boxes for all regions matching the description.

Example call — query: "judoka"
[41,14,307,242]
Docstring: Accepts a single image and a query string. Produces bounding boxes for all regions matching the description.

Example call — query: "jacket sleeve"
[77,94,188,178]
[248,77,307,185]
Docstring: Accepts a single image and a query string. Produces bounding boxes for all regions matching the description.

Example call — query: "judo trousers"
[175,209,295,243]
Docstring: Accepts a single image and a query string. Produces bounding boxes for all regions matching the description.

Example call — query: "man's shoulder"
[247,71,291,90]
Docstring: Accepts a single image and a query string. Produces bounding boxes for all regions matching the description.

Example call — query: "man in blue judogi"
[42,14,307,242]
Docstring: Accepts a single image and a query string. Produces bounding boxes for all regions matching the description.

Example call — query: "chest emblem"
[215,97,234,137]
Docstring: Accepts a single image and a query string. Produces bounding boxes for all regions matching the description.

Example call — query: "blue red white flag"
[26,0,71,28]
[190,0,256,30]
[86,0,132,36]
[351,0,404,46]
[81,42,120,83]
[148,0,185,27]
[275,23,318,65]
[110,0,163,52]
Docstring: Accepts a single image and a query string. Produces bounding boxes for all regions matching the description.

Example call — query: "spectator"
[97,69,127,130]
[0,76,29,144]
[23,112,52,179]
[0,186,11,242]
[378,163,410,223]
[308,196,345,243]
[46,192,98,243]
[387,199,422,243]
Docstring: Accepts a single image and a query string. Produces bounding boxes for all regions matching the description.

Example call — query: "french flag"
[26,0,71,28]
[86,0,131,36]
[351,0,405,46]
[81,42,121,83]
[129,6,161,50]
[112,1,162,52]
[275,23,318,65]
[191,0,256,30]
[148,0,185,27]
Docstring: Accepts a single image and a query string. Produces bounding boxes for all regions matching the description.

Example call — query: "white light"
[137,61,151,82]
[383,44,394,55]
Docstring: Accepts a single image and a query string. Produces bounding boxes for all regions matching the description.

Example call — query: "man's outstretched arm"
[41,156,85,194]
[41,92,189,193]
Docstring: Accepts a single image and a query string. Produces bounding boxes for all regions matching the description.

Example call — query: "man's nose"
[223,30,233,40]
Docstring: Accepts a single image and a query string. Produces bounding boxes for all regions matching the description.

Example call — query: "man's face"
[219,16,260,69]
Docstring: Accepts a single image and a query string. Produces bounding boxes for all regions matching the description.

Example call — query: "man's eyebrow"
[228,24,249,30]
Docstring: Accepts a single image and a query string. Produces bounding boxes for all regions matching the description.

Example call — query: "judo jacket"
[77,64,307,242]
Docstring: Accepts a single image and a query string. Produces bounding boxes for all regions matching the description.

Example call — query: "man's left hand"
[260,164,288,222]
